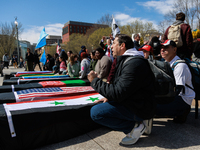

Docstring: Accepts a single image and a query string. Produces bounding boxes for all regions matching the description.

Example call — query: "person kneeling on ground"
[156,40,195,123]
[88,34,155,145]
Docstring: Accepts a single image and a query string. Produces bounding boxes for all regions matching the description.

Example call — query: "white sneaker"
[121,123,146,145]
[143,118,153,135]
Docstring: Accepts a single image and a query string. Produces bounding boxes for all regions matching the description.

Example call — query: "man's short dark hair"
[115,34,134,50]
[68,50,73,54]
[91,50,96,56]
[55,53,59,57]
[176,12,185,21]
[95,47,105,55]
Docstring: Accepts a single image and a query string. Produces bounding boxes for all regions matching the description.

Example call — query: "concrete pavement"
[0,66,200,150]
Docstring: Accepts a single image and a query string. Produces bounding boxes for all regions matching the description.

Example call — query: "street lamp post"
[15,18,20,65]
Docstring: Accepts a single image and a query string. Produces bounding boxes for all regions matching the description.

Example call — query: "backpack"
[124,56,176,104]
[172,58,200,100]
[168,24,183,48]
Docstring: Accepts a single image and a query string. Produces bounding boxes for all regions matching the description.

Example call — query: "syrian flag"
[0,92,104,149]
[56,41,61,54]
[0,79,90,93]
[112,16,120,38]
[4,93,103,137]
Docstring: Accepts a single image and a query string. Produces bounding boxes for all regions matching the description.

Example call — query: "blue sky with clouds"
[0,0,174,44]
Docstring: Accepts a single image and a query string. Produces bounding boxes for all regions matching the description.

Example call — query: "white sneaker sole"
[121,124,146,145]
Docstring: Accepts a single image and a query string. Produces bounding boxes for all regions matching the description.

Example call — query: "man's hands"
[87,71,98,82]
[88,71,109,103]
[94,97,108,103]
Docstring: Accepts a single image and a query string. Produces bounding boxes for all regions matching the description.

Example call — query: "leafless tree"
[0,22,23,59]
[97,14,113,27]
[158,20,171,34]
[164,0,197,29]
[97,13,120,27]
[119,19,157,41]
[194,0,200,29]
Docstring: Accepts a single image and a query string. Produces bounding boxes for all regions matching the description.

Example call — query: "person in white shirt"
[156,40,195,123]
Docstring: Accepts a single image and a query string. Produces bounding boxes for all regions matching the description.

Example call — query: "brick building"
[62,21,108,43]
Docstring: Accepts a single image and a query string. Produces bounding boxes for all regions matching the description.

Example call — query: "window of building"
[62,26,68,35]
[81,27,83,33]
[77,26,79,33]
[84,27,86,34]
[70,26,72,33]
[74,26,76,33]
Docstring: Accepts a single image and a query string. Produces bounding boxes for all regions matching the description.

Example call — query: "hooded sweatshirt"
[107,48,144,83]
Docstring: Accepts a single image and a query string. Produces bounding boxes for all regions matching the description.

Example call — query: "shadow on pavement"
[119,108,200,149]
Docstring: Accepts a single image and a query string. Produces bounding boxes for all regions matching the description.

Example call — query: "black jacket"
[44,57,54,71]
[91,55,155,119]
[134,41,144,50]
[26,52,34,62]
[33,52,41,63]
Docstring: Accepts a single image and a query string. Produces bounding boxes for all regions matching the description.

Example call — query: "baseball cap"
[161,40,177,47]
[138,45,153,52]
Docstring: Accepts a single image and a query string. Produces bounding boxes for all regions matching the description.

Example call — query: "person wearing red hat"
[138,45,153,59]
[156,39,195,123]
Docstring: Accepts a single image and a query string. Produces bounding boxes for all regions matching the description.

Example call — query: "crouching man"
[156,40,195,123]
[88,34,156,145]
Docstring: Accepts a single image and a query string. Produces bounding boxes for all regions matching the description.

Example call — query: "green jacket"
[67,62,80,77]
[89,59,98,71]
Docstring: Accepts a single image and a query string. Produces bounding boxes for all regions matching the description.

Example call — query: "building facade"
[62,21,108,43]
[46,35,62,45]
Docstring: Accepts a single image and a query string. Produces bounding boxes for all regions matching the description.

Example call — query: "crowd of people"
[88,12,196,146]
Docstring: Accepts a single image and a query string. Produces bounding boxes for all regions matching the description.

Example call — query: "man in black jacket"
[33,49,42,71]
[133,34,147,50]
[88,34,155,145]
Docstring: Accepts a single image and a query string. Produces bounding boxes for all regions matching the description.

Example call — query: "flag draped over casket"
[0,79,91,93]
[0,92,103,150]
[15,71,52,77]
[22,74,69,79]
[0,86,96,104]
[3,77,80,85]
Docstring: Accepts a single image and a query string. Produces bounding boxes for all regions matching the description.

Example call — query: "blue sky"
[0,0,174,44]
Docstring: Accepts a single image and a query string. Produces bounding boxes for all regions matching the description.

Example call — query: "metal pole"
[16,25,20,65]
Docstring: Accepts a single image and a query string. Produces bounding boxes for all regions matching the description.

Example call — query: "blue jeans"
[156,96,191,117]
[52,65,56,71]
[90,101,143,134]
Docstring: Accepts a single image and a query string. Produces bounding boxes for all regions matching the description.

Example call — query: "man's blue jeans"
[156,96,191,117]
[90,101,143,134]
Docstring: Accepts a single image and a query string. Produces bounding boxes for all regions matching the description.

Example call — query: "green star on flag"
[86,97,99,102]
[50,101,65,106]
